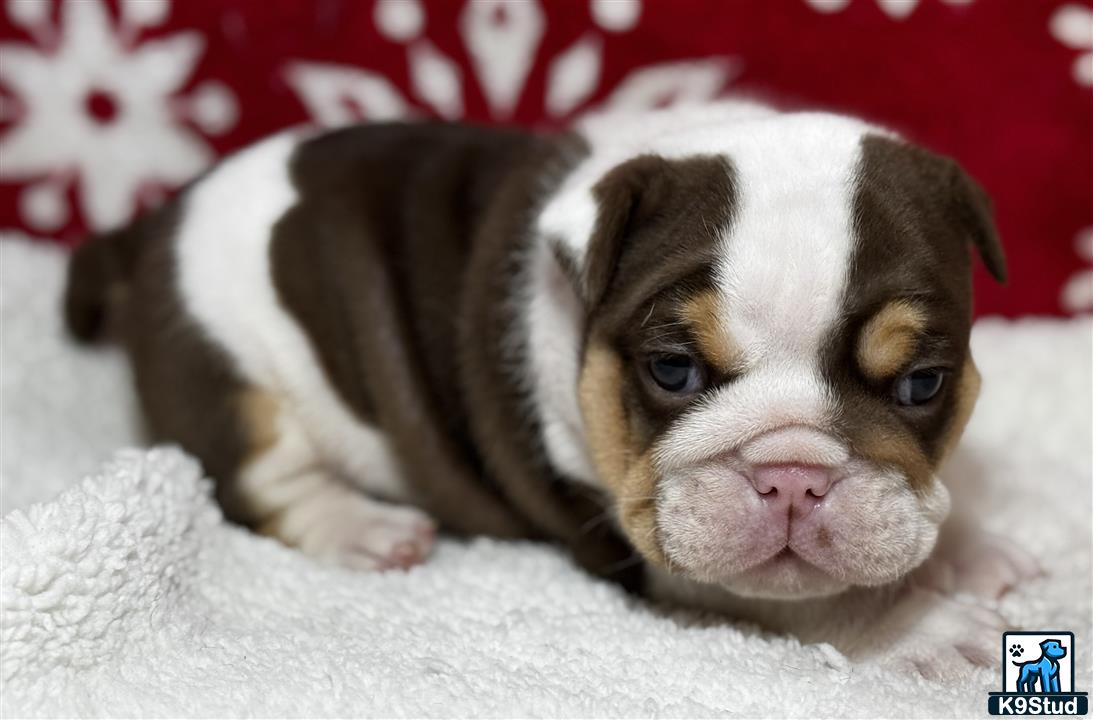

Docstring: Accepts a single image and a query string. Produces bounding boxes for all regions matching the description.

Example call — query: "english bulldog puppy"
[65,101,1037,675]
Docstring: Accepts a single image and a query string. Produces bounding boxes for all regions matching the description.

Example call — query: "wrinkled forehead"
[540,113,883,348]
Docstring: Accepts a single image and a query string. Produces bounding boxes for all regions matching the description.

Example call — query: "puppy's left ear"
[861,135,1006,284]
[944,159,1007,284]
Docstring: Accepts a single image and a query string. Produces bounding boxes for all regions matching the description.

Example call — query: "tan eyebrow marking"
[854,423,934,493]
[680,290,743,374]
[857,300,927,380]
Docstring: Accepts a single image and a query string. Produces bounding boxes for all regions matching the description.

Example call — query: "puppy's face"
[565,118,1005,599]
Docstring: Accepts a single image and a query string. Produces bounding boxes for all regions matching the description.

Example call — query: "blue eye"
[648,354,703,394]
[895,368,946,406]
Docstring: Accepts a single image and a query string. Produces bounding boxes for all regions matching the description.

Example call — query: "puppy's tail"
[64,222,144,342]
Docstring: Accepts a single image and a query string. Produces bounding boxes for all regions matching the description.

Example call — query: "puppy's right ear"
[579,154,736,310]
[580,155,675,309]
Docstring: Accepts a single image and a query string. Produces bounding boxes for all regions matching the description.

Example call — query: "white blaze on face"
[654,114,870,470]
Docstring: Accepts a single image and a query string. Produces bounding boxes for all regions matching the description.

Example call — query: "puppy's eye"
[647,354,703,394]
[895,368,946,406]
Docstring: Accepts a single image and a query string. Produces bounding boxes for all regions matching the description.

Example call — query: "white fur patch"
[520,240,599,485]
[173,130,409,502]
[656,113,872,470]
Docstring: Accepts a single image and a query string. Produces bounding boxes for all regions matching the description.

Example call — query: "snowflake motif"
[0,0,239,232]
[804,0,974,21]
[1061,227,1093,314]
[1050,4,1093,87]
[283,0,740,128]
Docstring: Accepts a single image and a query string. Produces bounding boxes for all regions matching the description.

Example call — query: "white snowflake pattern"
[1050,4,1093,87]
[283,0,740,128]
[1060,227,1093,314]
[0,0,238,232]
[804,0,973,21]
[1049,7,1092,312]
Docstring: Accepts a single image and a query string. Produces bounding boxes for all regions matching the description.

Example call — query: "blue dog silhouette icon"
[1013,639,1067,693]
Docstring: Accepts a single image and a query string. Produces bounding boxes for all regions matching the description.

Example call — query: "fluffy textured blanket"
[1,236,1090,718]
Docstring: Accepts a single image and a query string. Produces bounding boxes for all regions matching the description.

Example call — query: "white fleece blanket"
[1,235,1090,718]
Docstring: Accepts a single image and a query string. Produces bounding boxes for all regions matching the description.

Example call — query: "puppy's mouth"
[668,537,847,600]
[718,526,831,578]
[727,547,846,599]
[741,547,821,582]
[757,546,810,568]
[651,455,945,598]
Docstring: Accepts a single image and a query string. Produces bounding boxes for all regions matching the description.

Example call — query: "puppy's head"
[547,112,1004,599]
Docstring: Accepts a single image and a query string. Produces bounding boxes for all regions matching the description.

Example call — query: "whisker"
[579,511,610,534]
[643,317,686,330]
[613,496,658,504]
[601,553,644,574]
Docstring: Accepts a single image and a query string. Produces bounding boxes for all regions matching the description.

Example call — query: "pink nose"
[750,464,834,516]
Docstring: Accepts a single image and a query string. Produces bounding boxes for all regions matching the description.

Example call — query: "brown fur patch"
[857,300,926,380]
[234,388,296,538]
[578,339,665,565]
[275,123,536,541]
[826,134,1006,497]
[854,423,935,493]
[937,358,981,463]
[616,453,662,564]
[237,387,280,462]
[857,135,1006,283]
[255,511,287,541]
[681,291,742,374]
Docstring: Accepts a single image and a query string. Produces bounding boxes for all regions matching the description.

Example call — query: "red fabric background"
[1,0,1090,316]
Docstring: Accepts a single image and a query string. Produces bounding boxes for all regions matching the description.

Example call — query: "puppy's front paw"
[335,504,438,571]
[872,587,1008,681]
[915,529,1042,600]
[272,489,437,571]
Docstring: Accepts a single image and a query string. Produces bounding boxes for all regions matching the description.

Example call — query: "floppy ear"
[860,135,1007,285]
[578,153,735,309]
[945,160,1007,283]
[580,154,677,308]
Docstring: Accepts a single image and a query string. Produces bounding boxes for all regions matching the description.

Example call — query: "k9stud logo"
[988,631,1088,715]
